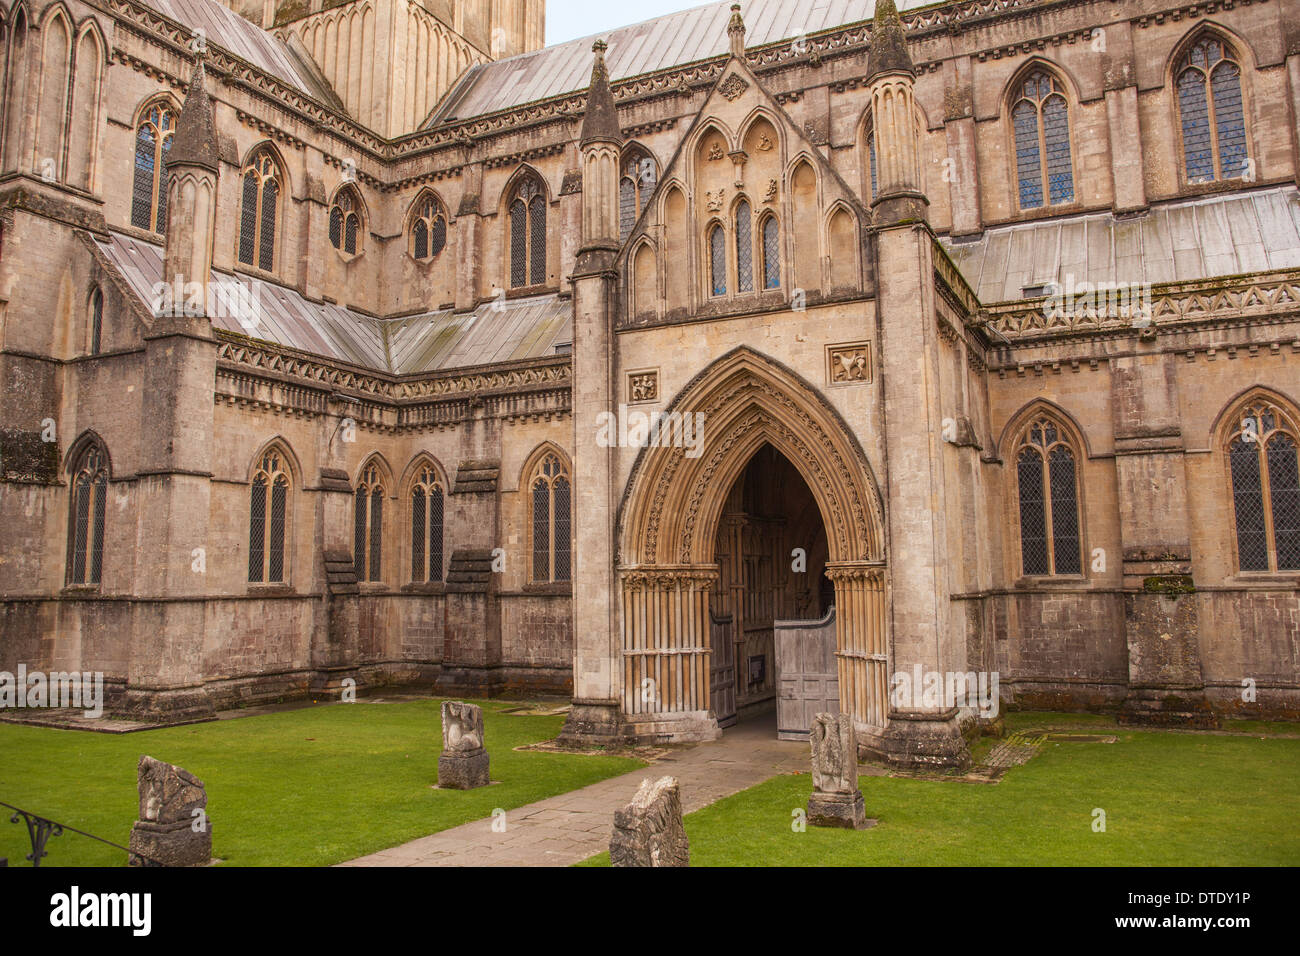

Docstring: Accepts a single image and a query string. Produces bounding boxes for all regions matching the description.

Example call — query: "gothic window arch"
[354,460,385,582]
[130,101,175,233]
[409,193,447,261]
[66,437,108,586]
[409,461,445,583]
[1015,415,1083,575]
[619,147,657,243]
[508,174,547,288]
[249,446,291,583]
[238,147,281,272]
[708,222,726,297]
[329,185,364,255]
[735,198,754,293]
[529,451,571,583]
[1176,34,1248,184]
[1226,398,1300,572]
[760,213,780,290]
[89,286,102,355]
[1010,69,1074,210]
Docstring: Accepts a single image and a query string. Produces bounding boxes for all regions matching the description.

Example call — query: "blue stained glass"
[1179,68,1214,182]
[1043,95,1073,204]
[1212,62,1247,179]
[1013,100,1043,210]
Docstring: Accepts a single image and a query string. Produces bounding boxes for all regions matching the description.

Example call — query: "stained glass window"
[762,216,780,290]
[238,150,280,271]
[531,453,571,583]
[1017,417,1083,575]
[1178,37,1248,183]
[354,462,384,582]
[410,464,445,583]
[508,177,547,287]
[1228,401,1300,572]
[90,288,103,355]
[1011,71,1073,210]
[66,441,108,586]
[131,102,174,234]
[619,149,657,243]
[249,449,290,583]
[736,200,754,293]
[709,224,726,297]
[409,194,447,261]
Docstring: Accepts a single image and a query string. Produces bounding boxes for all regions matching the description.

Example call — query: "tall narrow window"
[735,200,754,293]
[354,462,384,582]
[249,448,290,583]
[1177,37,1247,184]
[66,441,108,586]
[238,149,280,271]
[619,149,657,242]
[409,194,447,261]
[709,223,726,297]
[761,215,780,290]
[1011,71,1073,210]
[410,464,445,583]
[89,288,103,355]
[509,177,547,288]
[530,453,571,583]
[865,114,878,200]
[329,186,363,255]
[1016,417,1082,575]
[130,101,174,233]
[1227,401,1300,572]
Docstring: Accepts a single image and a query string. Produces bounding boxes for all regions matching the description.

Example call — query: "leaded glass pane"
[1230,438,1268,571]
[72,477,90,583]
[1042,95,1073,204]
[554,477,571,582]
[762,217,780,290]
[620,176,636,243]
[131,125,155,231]
[736,201,753,293]
[329,206,342,248]
[430,216,446,257]
[90,477,105,584]
[91,290,102,355]
[269,477,286,582]
[1018,448,1049,575]
[411,489,425,582]
[1179,69,1213,182]
[429,487,444,582]
[510,199,527,287]
[249,476,266,582]
[1049,446,1081,574]
[239,171,258,265]
[709,225,726,296]
[529,194,547,284]
[259,179,278,271]
[1013,100,1043,210]
[867,126,877,198]
[369,490,382,580]
[344,213,358,254]
[1211,62,1247,180]
[156,133,171,232]
[532,479,549,581]
[413,219,428,260]
[354,490,367,578]
[1267,434,1300,570]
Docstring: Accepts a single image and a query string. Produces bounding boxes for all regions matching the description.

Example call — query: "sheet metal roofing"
[96,232,571,375]
[428,0,938,123]
[941,186,1300,305]
[135,0,329,100]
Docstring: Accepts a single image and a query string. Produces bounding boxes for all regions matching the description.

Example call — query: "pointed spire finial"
[168,58,220,173]
[727,4,746,59]
[581,38,622,147]
[867,0,913,81]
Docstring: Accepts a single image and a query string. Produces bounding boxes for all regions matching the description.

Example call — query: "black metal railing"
[0,800,161,867]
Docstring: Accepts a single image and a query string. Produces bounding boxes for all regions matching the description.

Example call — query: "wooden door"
[709,611,737,728]
[774,606,839,740]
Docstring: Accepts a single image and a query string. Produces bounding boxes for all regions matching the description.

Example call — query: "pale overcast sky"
[545,0,711,47]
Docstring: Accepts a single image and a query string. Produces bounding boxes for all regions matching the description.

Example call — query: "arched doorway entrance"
[616,348,888,744]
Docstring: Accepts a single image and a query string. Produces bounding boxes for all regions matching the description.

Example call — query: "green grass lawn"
[581,720,1300,866]
[0,698,642,867]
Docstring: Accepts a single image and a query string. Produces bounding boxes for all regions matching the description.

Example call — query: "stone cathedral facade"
[1,0,1298,768]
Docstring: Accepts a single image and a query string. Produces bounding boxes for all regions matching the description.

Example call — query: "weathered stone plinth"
[557,698,627,747]
[807,790,871,830]
[128,755,211,867]
[1119,688,1219,729]
[610,776,689,867]
[876,709,972,770]
[438,701,490,788]
[129,819,212,867]
[438,750,490,789]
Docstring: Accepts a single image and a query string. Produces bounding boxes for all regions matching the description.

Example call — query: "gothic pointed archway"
[616,347,889,742]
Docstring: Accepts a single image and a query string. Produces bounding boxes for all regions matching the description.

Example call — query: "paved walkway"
[341,719,807,867]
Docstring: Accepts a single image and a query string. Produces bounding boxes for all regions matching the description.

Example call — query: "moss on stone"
[1142,574,1196,595]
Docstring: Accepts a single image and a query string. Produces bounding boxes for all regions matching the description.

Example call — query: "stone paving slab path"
[340,720,808,867]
